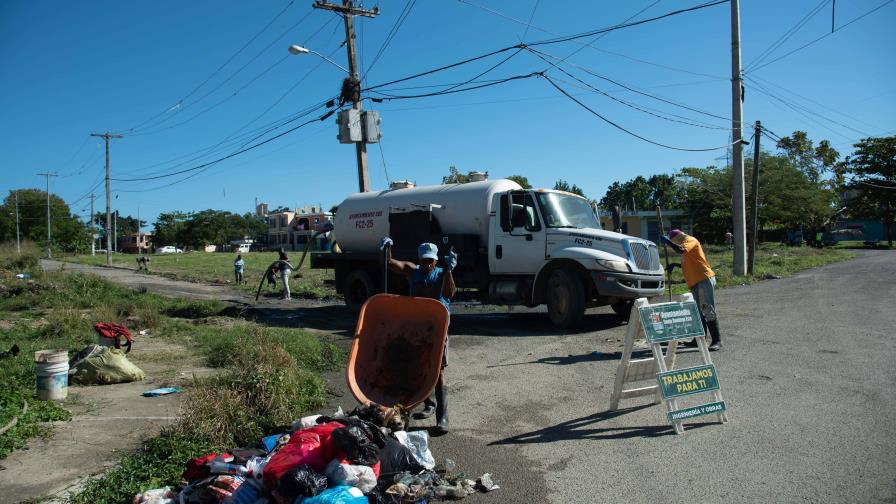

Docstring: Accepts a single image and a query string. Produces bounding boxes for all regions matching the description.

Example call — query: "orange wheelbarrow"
[346,294,449,422]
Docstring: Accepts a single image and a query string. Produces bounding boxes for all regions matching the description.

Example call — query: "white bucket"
[35,350,69,401]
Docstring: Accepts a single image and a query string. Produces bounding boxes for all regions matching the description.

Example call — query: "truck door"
[490,191,546,274]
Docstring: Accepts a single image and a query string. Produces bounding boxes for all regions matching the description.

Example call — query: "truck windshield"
[535,192,601,229]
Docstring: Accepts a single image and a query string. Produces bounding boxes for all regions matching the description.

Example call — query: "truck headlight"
[596,259,630,272]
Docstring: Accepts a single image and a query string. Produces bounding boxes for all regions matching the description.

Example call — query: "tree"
[844,136,896,246]
[152,211,189,247]
[506,175,532,189]
[776,130,840,184]
[553,180,586,198]
[598,175,665,211]
[442,165,468,184]
[0,189,90,253]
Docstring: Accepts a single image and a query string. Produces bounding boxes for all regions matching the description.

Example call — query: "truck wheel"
[344,270,375,311]
[546,269,586,328]
[611,300,634,321]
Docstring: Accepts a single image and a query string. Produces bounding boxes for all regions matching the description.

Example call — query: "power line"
[456,0,727,80]
[526,47,731,122]
[746,0,894,73]
[556,0,662,63]
[112,109,335,183]
[116,1,302,134]
[744,0,831,72]
[542,74,736,152]
[364,0,417,76]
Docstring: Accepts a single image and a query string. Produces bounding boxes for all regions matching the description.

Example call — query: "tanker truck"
[311,178,665,328]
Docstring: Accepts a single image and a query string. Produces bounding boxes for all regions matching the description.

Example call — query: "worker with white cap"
[662,229,723,351]
[380,237,456,434]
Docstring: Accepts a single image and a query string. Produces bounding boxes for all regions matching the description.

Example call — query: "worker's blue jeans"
[691,276,717,323]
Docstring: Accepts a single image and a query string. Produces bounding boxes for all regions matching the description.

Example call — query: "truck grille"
[629,241,661,271]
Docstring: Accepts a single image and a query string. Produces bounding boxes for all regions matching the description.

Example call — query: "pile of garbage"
[134,406,498,504]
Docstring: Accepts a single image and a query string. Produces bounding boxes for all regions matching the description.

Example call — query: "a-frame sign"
[609,294,728,434]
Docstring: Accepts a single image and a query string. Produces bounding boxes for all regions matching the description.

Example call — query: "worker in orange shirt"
[662,229,722,351]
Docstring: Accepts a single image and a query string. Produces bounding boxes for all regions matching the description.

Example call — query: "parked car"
[157,246,183,254]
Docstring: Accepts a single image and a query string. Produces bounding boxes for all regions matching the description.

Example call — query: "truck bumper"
[590,270,664,298]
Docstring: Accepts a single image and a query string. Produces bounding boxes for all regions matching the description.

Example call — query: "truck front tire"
[344,269,375,311]
[546,269,586,328]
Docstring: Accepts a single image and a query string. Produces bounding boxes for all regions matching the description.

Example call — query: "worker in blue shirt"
[381,237,456,434]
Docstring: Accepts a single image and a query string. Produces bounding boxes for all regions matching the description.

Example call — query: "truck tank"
[334,179,522,254]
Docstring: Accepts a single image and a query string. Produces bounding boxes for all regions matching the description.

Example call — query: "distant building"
[118,233,153,254]
[598,210,691,242]
[266,205,333,251]
[255,202,268,217]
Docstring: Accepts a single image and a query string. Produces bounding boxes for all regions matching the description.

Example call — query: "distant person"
[277,250,293,300]
[662,229,722,351]
[233,254,245,284]
[136,256,150,272]
[381,237,456,435]
[724,230,733,247]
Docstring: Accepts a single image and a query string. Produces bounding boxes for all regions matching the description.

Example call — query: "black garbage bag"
[379,436,425,478]
[331,426,380,466]
[277,464,328,502]
[335,417,388,448]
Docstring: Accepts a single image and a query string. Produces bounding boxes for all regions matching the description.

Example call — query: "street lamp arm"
[288,44,349,73]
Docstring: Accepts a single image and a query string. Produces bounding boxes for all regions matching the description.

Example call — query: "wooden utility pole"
[748,121,761,275]
[90,193,96,256]
[91,132,123,265]
[36,171,58,258]
[312,0,379,192]
[14,191,21,255]
[730,0,747,276]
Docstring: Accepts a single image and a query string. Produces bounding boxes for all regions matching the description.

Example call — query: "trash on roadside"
[94,322,134,353]
[0,344,20,360]
[15,273,31,279]
[71,346,145,385]
[133,486,176,504]
[143,406,499,504]
[142,387,181,397]
[35,349,69,401]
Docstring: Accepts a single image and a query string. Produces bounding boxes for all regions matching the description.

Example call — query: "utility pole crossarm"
[312,1,379,17]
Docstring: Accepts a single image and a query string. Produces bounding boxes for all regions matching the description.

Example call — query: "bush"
[177,332,327,448]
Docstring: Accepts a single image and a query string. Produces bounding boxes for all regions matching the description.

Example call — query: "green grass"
[64,251,338,300]
[0,241,346,503]
[664,242,856,295]
[830,240,893,250]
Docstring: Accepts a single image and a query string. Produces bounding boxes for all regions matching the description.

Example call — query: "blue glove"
[660,235,672,245]
[379,237,393,250]
[666,263,676,274]
[443,250,458,272]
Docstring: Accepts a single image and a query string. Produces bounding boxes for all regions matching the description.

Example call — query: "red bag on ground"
[262,421,342,489]
[94,322,133,352]
[183,453,230,481]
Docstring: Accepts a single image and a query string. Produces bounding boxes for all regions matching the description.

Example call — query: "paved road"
[428,250,895,503]
[43,253,896,502]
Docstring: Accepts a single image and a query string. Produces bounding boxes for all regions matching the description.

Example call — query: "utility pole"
[91,132,123,266]
[37,171,58,258]
[312,0,379,192]
[137,206,141,255]
[114,210,118,253]
[748,121,761,275]
[90,193,96,256]
[730,0,747,276]
[14,191,21,255]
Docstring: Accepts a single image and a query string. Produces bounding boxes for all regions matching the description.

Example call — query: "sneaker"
[709,341,722,351]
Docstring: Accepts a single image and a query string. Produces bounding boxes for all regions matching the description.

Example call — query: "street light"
[287,44,349,73]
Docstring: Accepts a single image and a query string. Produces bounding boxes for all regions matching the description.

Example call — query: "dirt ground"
[0,332,214,503]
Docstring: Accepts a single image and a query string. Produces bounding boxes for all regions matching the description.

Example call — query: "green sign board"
[657,364,720,399]
[638,301,704,343]
[667,401,727,422]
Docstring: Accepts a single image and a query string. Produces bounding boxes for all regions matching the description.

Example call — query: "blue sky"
[1,0,893,227]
